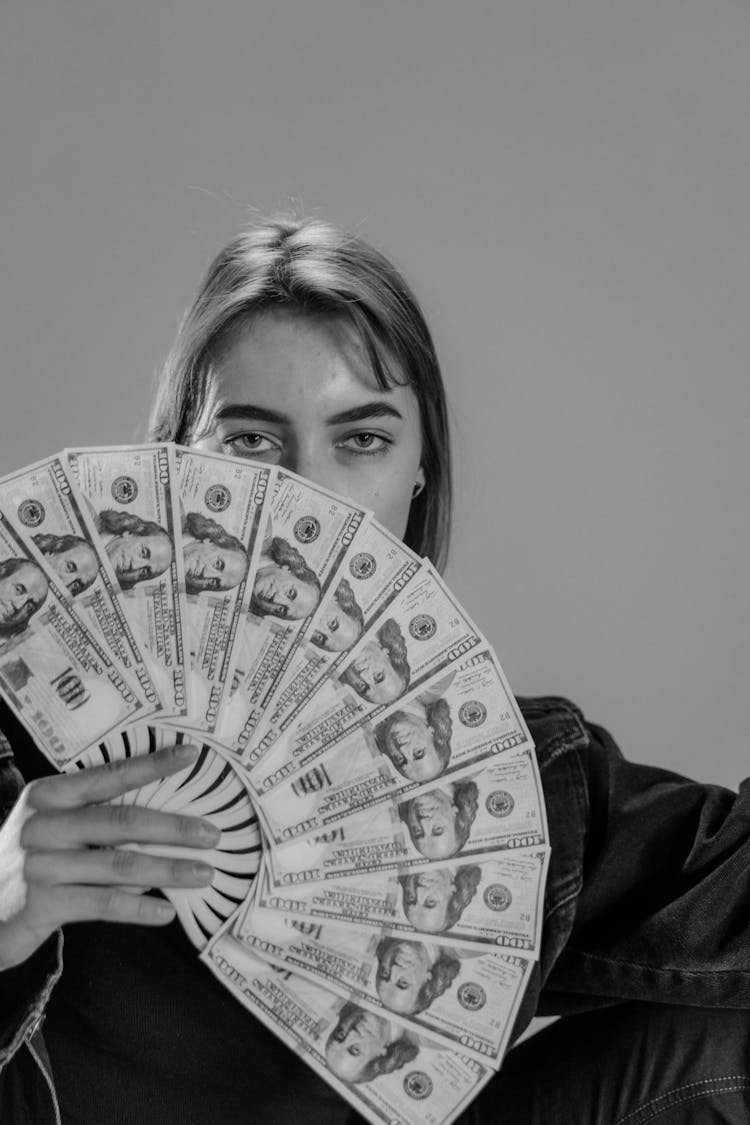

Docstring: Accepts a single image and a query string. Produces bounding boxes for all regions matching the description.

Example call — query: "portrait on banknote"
[32,532,100,596]
[181,511,250,595]
[309,577,365,653]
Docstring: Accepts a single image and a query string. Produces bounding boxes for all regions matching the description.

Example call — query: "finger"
[25,848,215,890]
[44,885,178,927]
[27,745,202,811]
[21,804,221,851]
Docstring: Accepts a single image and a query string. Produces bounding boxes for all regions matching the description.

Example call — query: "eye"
[374,670,385,684]
[65,559,76,574]
[223,432,282,459]
[396,978,409,990]
[286,586,297,602]
[140,545,151,560]
[425,897,437,908]
[336,432,391,455]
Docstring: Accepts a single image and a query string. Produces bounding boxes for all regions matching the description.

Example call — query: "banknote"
[0,453,159,714]
[216,469,367,757]
[254,521,421,745]
[67,443,188,718]
[256,648,533,843]
[238,910,531,1067]
[171,447,272,734]
[248,563,486,791]
[0,512,145,767]
[249,851,548,956]
[267,749,548,884]
[204,931,494,1125]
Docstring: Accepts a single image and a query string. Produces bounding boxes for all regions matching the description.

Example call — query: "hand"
[0,744,219,970]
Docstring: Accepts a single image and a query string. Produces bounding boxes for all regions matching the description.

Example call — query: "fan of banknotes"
[0,444,550,1125]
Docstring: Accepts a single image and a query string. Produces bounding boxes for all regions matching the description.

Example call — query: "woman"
[1,216,750,1124]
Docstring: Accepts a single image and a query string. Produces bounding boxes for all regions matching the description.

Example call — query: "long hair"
[148,217,452,571]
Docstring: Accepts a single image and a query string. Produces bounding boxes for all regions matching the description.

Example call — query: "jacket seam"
[26,1037,62,1125]
[0,931,64,1069]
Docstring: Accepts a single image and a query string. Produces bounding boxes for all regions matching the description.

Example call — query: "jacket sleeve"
[0,732,63,1073]
[545,718,750,1009]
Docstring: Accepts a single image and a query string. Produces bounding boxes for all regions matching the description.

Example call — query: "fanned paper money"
[255,647,533,844]
[204,931,495,1125]
[173,447,271,734]
[247,563,487,792]
[249,852,548,956]
[68,444,188,718]
[267,749,548,884]
[217,470,367,755]
[237,910,531,1068]
[0,513,145,766]
[0,441,550,1125]
[0,453,159,715]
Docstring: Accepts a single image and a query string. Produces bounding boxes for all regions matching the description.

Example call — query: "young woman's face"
[190,309,424,540]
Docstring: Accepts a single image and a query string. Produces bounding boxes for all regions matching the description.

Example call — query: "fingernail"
[155,901,176,919]
[192,862,214,882]
[174,744,200,760]
[198,819,221,844]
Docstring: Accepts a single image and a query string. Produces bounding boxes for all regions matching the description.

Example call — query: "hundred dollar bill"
[216,469,367,758]
[256,648,533,844]
[238,910,531,1068]
[171,447,271,734]
[267,749,548,884]
[254,522,421,747]
[249,851,548,956]
[204,931,494,1125]
[0,453,160,715]
[0,512,145,767]
[248,562,486,791]
[67,444,188,719]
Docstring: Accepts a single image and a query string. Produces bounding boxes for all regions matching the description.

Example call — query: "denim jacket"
[2,696,750,1123]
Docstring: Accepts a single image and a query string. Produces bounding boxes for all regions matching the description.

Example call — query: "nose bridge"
[283,431,343,495]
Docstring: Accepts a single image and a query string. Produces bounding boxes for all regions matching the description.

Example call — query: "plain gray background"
[1,1,748,787]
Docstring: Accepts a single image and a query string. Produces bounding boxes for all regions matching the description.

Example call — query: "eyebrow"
[212,402,404,426]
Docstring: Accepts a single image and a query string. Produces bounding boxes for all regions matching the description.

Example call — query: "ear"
[412,467,426,499]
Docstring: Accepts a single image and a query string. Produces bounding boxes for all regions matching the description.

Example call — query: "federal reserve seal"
[403,1071,433,1100]
[408,613,436,641]
[486,790,515,818]
[17,499,45,528]
[483,884,512,912]
[458,700,487,728]
[293,515,320,543]
[457,982,487,1011]
[111,476,138,504]
[204,483,231,512]
[349,551,376,580]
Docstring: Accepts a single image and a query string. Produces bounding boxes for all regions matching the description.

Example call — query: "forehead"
[207,308,418,416]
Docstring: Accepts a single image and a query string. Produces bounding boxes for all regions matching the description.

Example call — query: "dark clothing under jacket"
[2,696,750,1124]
